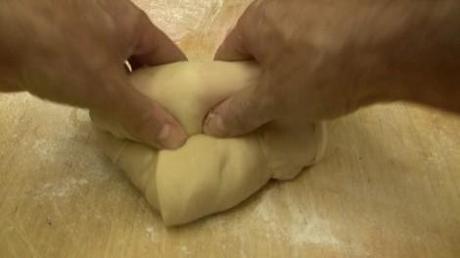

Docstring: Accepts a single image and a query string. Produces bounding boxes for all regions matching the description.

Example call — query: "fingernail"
[204,112,225,136]
[157,123,187,149]
[158,123,171,140]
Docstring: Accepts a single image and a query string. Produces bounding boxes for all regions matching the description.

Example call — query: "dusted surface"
[1,0,460,257]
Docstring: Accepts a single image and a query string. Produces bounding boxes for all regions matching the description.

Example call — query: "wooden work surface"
[1,1,460,257]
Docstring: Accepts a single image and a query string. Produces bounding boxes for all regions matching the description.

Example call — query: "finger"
[114,86,187,149]
[214,2,258,61]
[214,24,253,61]
[203,84,276,137]
[129,11,187,70]
[91,73,187,149]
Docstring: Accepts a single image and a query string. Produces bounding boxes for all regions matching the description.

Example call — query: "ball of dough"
[91,61,326,226]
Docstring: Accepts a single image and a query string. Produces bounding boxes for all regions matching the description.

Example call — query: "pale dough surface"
[91,61,327,226]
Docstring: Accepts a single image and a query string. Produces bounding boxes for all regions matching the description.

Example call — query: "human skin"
[0,0,187,149]
[204,0,460,137]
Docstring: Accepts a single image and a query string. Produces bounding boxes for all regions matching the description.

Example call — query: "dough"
[90,61,327,226]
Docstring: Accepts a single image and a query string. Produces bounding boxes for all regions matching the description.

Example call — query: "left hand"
[0,0,188,149]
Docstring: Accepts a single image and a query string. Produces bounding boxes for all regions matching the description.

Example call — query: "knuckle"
[231,109,250,132]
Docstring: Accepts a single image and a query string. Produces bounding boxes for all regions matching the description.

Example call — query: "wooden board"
[1,1,459,257]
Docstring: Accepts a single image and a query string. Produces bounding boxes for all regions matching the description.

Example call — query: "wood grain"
[1,1,459,257]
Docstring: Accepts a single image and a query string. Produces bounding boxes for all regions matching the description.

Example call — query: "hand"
[0,0,187,149]
[203,0,460,137]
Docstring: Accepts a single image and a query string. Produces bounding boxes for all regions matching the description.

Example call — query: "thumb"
[92,74,187,149]
[116,86,188,149]
[203,84,276,137]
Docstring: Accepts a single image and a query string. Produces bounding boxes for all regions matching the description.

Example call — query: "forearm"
[0,2,26,92]
[356,1,460,112]
[394,2,459,112]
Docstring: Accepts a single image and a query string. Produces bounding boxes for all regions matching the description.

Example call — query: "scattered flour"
[252,187,342,248]
[180,245,192,256]
[289,216,341,246]
[145,226,156,241]
[247,188,369,256]
[33,139,58,162]
[144,0,224,40]
[34,177,89,200]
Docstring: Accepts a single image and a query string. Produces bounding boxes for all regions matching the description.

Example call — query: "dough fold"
[91,61,326,226]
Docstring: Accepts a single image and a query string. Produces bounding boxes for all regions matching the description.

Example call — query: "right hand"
[0,0,187,149]
[204,0,460,137]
